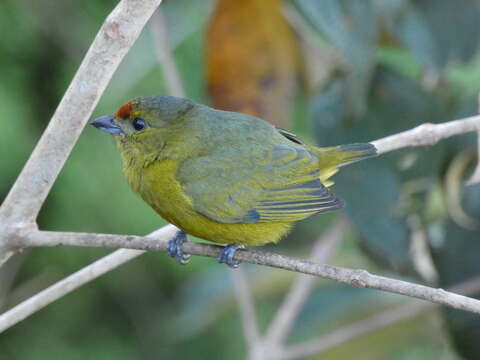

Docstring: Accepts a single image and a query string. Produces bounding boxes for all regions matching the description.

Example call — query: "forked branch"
[0,0,163,258]
[1,0,480,341]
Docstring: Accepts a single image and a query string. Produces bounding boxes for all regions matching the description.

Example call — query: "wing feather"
[178,144,344,223]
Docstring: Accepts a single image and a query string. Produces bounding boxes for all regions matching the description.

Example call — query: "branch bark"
[372,115,480,154]
[150,9,186,98]
[0,0,163,260]
[0,225,476,326]
[1,0,480,337]
[0,226,177,334]
[281,302,424,360]
[230,268,261,360]
[2,113,480,332]
[0,250,142,334]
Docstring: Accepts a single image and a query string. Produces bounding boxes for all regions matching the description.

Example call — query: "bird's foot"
[167,231,190,265]
[217,244,245,268]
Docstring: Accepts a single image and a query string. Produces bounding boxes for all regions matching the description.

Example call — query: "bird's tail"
[311,143,377,187]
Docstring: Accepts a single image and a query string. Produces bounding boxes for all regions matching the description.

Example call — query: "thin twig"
[0,249,137,333]
[150,9,186,98]
[230,268,261,358]
[0,250,143,334]
[0,2,187,332]
[0,225,176,334]
[263,217,347,348]
[0,0,162,225]
[281,302,424,360]
[0,255,26,310]
[372,114,480,154]
[280,276,480,360]
[0,9,480,334]
[2,223,480,333]
[0,0,163,261]
[2,113,480,331]
[282,2,343,93]
[1,114,480,330]
[9,227,480,315]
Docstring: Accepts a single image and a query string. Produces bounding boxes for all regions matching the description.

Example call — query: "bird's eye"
[132,117,146,131]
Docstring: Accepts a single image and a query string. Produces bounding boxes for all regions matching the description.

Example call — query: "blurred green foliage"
[294,1,480,359]
[1,0,480,359]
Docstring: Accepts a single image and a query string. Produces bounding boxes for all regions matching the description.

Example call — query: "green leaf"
[311,66,446,270]
[414,0,480,66]
[394,6,440,71]
[432,183,480,360]
[294,0,377,116]
[336,160,411,269]
[163,0,215,49]
[387,0,480,71]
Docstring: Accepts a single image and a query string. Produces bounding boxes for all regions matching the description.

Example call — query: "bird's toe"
[167,231,190,265]
[217,244,245,268]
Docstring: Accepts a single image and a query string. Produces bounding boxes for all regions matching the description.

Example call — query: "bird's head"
[91,95,195,156]
[91,95,194,137]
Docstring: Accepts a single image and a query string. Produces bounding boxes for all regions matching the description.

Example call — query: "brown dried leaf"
[206,0,299,127]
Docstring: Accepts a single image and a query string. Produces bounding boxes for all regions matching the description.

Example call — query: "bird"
[91,95,376,267]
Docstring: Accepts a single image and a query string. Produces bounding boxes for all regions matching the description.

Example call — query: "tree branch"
[282,303,424,360]
[372,114,480,154]
[0,0,163,260]
[1,0,480,336]
[230,268,261,359]
[0,250,143,334]
[150,9,186,98]
[0,225,177,333]
[0,224,474,333]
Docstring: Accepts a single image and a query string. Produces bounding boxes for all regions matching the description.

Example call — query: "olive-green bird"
[91,96,376,267]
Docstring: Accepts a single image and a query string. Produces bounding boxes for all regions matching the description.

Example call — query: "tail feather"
[312,143,377,186]
[336,143,377,166]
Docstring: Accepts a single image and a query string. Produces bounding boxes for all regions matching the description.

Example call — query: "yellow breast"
[123,159,292,246]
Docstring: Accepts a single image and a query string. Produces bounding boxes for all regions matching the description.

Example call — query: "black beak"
[90,115,123,135]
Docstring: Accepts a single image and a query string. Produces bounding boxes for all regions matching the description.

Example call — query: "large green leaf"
[312,66,446,270]
[163,0,214,49]
[384,0,480,72]
[336,160,411,269]
[413,0,480,66]
[294,0,377,116]
[394,5,440,72]
[432,184,480,360]
[429,97,480,360]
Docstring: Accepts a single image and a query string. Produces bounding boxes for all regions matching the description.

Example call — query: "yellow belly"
[125,160,292,246]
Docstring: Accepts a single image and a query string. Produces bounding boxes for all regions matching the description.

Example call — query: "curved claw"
[167,231,190,265]
[217,244,245,268]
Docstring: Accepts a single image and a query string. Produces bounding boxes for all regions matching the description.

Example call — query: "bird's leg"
[217,244,245,268]
[167,230,191,265]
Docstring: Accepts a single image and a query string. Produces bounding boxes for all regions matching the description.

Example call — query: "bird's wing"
[276,127,305,145]
[177,144,344,223]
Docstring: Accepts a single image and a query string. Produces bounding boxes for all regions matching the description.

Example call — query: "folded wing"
[177,144,344,223]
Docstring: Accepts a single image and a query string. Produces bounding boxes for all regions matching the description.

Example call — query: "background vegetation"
[1,0,480,359]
